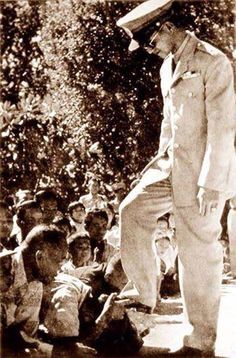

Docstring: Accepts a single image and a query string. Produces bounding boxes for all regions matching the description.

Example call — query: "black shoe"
[132,302,153,314]
[126,302,153,314]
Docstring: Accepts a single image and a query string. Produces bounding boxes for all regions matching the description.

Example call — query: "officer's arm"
[198,53,235,192]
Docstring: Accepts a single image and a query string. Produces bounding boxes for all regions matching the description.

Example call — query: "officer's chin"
[153,49,166,59]
[144,47,164,59]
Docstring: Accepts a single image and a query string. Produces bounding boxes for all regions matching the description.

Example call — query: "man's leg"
[119,177,172,309]
[227,195,236,276]
[174,198,226,352]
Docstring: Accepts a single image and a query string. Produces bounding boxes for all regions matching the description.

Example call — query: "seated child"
[67,233,92,268]
[155,215,172,240]
[153,234,179,301]
[84,209,117,263]
[35,189,63,224]
[70,252,128,298]
[219,237,231,274]
[53,216,72,239]
[0,225,68,356]
[68,201,87,235]
[43,271,143,356]
[16,200,43,242]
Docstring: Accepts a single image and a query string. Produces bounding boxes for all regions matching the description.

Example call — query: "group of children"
[0,178,145,357]
[1,176,232,357]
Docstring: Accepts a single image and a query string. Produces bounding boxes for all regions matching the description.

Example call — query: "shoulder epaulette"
[196,41,219,56]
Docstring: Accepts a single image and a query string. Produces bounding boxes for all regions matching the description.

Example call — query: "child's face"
[89,180,99,195]
[115,189,125,202]
[155,238,170,256]
[24,208,43,228]
[72,239,91,267]
[41,198,58,213]
[72,207,85,223]
[156,219,169,233]
[87,216,107,241]
[0,208,13,239]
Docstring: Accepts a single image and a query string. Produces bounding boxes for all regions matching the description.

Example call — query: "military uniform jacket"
[156,31,236,206]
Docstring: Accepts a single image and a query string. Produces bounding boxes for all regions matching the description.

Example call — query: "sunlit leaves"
[1,0,235,202]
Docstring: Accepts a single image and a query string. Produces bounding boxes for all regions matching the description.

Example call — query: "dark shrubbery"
[1,0,235,202]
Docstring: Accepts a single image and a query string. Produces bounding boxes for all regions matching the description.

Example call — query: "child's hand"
[99,293,134,322]
[93,247,100,262]
[75,343,97,357]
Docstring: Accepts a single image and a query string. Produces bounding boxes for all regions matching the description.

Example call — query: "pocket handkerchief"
[182,71,200,80]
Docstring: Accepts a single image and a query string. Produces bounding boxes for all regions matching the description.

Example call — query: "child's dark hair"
[68,201,85,216]
[53,216,72,234]
[84,209,108,231]
[68,233,91,256]
[157,215,170,228]
[35,189,60,204]
[155,236,171,244]
[16,200,41,222]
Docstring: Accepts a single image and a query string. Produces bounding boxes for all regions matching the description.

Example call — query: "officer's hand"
[197,188,219,216]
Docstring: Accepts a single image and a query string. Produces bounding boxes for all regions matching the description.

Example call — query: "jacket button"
[174,143,179,149]
[171,88,176,94]
[188,92,193,97]
[174,125,178,130]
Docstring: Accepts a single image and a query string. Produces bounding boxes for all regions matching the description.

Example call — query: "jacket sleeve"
[44,284,80,337]
[14,281,43,337]
[198,53,236,191]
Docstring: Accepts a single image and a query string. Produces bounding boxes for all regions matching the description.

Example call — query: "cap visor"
[128,39,140,52]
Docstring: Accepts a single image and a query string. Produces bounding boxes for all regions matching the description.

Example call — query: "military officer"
[116,0,236,355]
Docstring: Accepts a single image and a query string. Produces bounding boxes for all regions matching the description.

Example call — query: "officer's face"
[144,22,174,59]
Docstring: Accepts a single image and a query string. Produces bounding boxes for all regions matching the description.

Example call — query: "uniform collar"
[171,31,198,85]
[160,31,199,92]
[173,34,190,64]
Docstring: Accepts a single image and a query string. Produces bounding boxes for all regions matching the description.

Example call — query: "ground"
[126,276,236,358]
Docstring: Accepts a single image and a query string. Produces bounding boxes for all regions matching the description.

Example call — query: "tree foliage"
[1,0,235,202]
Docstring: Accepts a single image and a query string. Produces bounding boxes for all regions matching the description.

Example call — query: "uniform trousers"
[119,172,226,351]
